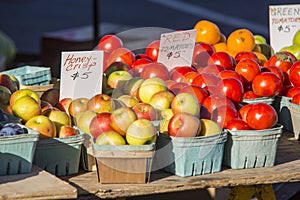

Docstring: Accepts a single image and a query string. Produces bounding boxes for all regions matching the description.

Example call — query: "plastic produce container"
[1,65,51,86]
[0,126,39,175]
[154,132,227,177]
[223,125,283,169]
[242,96,275,105]
[93,143,155,184]
[287,101,300,140]
[33,134,84,176]
[272,95,293,132]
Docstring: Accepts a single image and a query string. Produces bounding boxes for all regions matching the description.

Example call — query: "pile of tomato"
[95,19,300,132]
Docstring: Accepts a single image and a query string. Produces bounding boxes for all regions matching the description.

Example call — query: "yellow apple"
[25,115,56,139]
[158,108,174,120]
[76,110,97,134]
[95,130,126,145]
[171,92,200,117]
[138,77,167,103]
[44,109,72,134]
[149,90,175,110]
[68,97,89,118]
[117,95,139,107]
[123,77,144,96]
[10,88,40,106]
[126,119,157,145]
[110,107,137,136]
[11,95,41,122]
[199,119,222,136]
[107,70,133,89]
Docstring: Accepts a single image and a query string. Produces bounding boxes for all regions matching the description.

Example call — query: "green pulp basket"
[154,132,227,177]
[0,127,39,175]
[33,134,84,176]
[223,125,283,169]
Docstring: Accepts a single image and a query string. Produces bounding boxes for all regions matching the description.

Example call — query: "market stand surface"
[62,131,300,199]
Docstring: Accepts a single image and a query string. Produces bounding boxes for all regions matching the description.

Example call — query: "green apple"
[126,119,157,145]
[0,85,11,106]
[138,77,167,103]
[95,130,126,145]
[199,119,222,136]
[25,115,56,139]
[12,95,41,122]
[76,110,97,134]
[293,29,300,45]
[107,70,133,89]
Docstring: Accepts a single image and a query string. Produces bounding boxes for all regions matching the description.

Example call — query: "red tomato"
[183,71,199,85]
[269,52,293,73]
[145,40,160,62]
[246,103,278,130]
[131,58,152,76]
[198,64,226,76]
[291,92,300,106]
[243,91,259,99]
[106,47,135,67]
[289,61,300,87]
[261,66,285,84]
[192,42,215,69]
[207,51,234,70]
[279,85,293,96]
[238,103,253,122]
[211,105,239,128]
[202,94,236,113]
[225,119,251,130]
[178,84,209,104]
[235,58,261,83]
[218,70,244,86]
[135,53,153,61]
[216,78,244,103]
[252,72,282,97]
[286,86,300,98]
[234,51,259,63]
[191,72,220,89]
[170,66,197,82]
[168,82,189,95]
[97,34,123,53]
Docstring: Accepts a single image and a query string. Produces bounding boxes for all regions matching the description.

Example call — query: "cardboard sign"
[157,29,196,70]
[269,4,300,52]
[60,51,103,100]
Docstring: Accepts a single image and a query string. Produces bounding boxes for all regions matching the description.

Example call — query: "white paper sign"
[60,51,103,100]
[157,29,196,70]
[269,4,300,52]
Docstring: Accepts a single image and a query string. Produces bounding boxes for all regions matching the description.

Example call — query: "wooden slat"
[63,131,300,199]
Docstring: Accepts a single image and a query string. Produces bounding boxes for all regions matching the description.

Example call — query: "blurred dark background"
[0,0,299,76]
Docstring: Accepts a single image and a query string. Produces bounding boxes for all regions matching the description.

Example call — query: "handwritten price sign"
[269,4,300,52]
[60,51,103,100]
[157,29,196,70]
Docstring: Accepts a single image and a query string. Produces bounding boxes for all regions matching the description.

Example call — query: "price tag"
[60,50,103,100]
[157,29,196,70]
[269,4,300,52]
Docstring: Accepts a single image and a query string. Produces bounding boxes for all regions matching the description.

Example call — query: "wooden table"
[62,131,300,199]
[0,165,77,199]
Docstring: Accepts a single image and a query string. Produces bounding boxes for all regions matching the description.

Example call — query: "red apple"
[25,115,56,139]
[89,112,114,139]
[168,112,201,137]
[59,125,79,138]
[76,110,97,134]
[178,84,209,104]
[211,105,239,128]
[87,93,114,114]
[68,97,89,118]
[140,62,171,81]
[0,73,19,93]
[170,66,196,82]
[131,58,152,76]
[40,88,60,107]
[56,97,72,114]
[110,107,137,136]
[132,102,158,121]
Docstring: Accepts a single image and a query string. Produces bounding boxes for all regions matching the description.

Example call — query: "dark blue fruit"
[0,123,26,136]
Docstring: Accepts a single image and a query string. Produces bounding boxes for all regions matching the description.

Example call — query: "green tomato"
[293,29,300,45]
[254,35,267,45]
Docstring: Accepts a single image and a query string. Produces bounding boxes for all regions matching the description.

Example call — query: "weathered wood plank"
[63,131,300,199]
[0,165,77,200]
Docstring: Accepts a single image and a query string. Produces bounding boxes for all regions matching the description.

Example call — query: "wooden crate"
[93,144,155,184]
